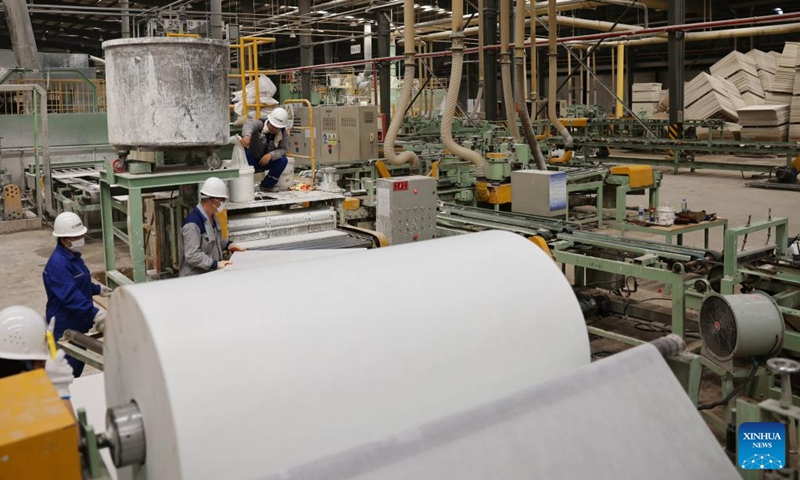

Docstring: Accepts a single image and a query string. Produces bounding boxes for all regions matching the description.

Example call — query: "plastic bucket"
[229,166,255,203]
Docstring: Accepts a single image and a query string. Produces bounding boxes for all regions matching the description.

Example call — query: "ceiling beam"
[29,12,120,31]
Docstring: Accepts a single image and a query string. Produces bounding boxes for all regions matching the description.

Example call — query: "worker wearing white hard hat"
[178,177,245,277]
[43,212,110,377]
[0,306,74,401]
[240,107,290,192]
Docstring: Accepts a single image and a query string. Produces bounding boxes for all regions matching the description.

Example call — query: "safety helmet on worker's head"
[266,107,289,130]
[52,211,87,238]
[0,306,48,361]
[199,177,228,199]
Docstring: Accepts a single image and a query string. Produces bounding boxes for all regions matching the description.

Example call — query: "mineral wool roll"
[105,231,592,480]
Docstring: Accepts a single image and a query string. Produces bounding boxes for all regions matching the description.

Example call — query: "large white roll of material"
[105,231,590,480]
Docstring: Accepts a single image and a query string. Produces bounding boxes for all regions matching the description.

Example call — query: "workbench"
[611,217,728,250]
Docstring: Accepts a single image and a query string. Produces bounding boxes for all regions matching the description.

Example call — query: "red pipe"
[275,11,800,74]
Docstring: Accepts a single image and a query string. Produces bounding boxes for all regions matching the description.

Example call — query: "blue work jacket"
[43,243,100,337]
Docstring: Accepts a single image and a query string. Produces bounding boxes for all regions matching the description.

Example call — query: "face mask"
[215,200,227,213]
[68,238,85,253]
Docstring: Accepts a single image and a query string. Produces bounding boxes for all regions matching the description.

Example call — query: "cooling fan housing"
[699,291,784,369]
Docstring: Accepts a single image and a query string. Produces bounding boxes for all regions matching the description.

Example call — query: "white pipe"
[2,0,41,70]
[602,22,800,47]
[539,15,642,33]
[548,0,572,149]
[382,0,419,170]
[441,0,489,194]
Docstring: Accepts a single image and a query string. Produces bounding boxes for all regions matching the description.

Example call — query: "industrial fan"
[699,292,784,372]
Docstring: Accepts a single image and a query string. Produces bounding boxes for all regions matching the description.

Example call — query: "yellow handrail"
[283,99,316,189]
[229,37,277,120]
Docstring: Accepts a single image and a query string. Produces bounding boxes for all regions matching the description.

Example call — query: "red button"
[413,189,418,194]
[413,234,419,240]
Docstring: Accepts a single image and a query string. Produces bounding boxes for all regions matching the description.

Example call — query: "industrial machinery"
[103,37,231,174]
[287,105,379,166]
[699,292,785,372]
[9,232,752,480]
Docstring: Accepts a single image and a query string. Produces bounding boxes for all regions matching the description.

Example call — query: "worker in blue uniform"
[42,212,109,377]
[241,107,290,192]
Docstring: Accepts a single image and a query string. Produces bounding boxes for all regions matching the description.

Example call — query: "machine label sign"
[549,172,567,211]
[738,422,785,470]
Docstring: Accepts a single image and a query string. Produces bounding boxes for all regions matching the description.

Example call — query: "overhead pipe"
[499,0,520,141]
[515,0,547,169]
[547,0,573,151]
[604,22,800,47]
[441,0,489,202]
[276,11,800,75]
[475,0,485,118]
[382,0,419,171]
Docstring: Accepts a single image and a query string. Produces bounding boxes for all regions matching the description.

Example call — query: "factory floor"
[0,165,797,384]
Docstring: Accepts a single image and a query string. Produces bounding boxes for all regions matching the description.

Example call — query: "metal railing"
[0,78,106,114]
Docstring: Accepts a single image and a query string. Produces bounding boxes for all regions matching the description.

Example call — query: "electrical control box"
[511,170,568,217]
[287,105,378,166]
[376,176,437,245]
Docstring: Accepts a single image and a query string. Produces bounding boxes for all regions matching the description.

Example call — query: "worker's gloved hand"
[241,135,251,149]
[98,285,112,297]
[217,260,233,270]
[229,244,246,253]
[45,350,74,399]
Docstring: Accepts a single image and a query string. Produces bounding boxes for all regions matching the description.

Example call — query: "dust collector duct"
[547,0,573,150]
[382,0,419,171]
[499,0,520,141]
[105,231,590,479]
[441,0,489,200]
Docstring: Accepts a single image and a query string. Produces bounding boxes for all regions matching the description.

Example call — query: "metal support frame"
[299,0,313,101]
[722,217,789,294]
[0,84,50,217]
[99,167,238,285]
[668,0,685,140]
[377,11,391,125]
[553,241,688,339]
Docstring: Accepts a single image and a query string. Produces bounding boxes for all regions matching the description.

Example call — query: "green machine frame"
[99,166,239,286]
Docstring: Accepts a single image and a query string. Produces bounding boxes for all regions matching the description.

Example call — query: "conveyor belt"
[560,230,720,263]
[437,203,577,240]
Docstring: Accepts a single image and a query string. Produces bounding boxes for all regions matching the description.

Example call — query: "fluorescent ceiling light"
[775,7,784,14]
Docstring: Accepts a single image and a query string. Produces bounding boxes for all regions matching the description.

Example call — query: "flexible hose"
[548,0,573,149]
[382,0,419,172]
[499,0,519,141]
[441,46,489,202]
[501,59,521,141]
[515,57,547,170]
[383,59,419,171]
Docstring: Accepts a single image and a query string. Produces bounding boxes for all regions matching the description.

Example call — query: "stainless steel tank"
[103,37,230,148]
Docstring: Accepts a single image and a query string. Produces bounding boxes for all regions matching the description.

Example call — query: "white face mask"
[68,238,85,253]
[215,200,227,213]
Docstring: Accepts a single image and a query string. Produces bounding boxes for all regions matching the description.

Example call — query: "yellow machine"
[0,370,81,479]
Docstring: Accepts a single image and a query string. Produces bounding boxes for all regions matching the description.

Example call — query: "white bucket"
[657,206,675,226]
[229,166,255,203]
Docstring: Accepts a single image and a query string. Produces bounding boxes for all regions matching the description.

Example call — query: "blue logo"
[739,422,785,470]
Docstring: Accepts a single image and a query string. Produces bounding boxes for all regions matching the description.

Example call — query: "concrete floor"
[1,167,797,314]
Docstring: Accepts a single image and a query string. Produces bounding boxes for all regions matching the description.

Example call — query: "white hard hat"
[267,107,289,129]
[0,306,48,361]
[53,211,87,237]
[199,177,228,199]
